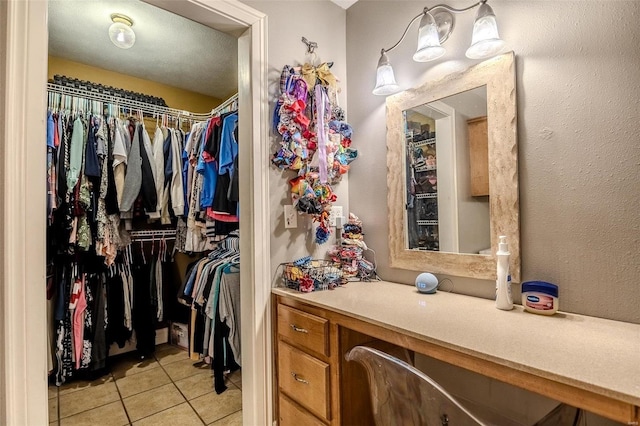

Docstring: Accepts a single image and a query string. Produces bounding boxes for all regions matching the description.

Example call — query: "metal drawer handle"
[290,324,309,333]
[291,372,309,384]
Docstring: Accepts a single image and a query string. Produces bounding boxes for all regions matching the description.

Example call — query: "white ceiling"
[47,0,238,100]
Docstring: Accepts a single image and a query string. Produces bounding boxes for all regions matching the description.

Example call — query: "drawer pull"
[290,324,309,333]
[291,372,309,384]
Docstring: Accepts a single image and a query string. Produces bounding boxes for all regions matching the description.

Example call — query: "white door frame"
[0,1,271,425]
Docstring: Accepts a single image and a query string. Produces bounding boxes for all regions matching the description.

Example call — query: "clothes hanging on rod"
[177,231,241,393]
[46,83,240,386]
[50,237,175,385]
[47,85,240,260]
[174,109,240,253]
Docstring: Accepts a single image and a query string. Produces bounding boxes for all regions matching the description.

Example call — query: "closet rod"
[47,83,238,121]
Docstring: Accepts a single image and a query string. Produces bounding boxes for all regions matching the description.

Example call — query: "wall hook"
[301,36,318,55]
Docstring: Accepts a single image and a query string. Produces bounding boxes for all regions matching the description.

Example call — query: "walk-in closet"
[46,1,243,424]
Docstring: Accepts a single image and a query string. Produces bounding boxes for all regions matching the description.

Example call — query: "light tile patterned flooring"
[48,344,242,426]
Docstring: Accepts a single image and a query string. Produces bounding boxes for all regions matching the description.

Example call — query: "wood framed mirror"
[386,52,520,282]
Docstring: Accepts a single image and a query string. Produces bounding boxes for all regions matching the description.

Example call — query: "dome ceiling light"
[109,13,136,49]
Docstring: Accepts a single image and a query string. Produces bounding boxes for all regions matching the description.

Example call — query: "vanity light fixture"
[109,13,136,49]
[372,0,505,96]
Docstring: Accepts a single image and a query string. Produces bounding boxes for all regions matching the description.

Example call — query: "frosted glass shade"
[413,13,445,62]
[465,3,505,59]
[109,22,136,49]
[372,52,400,96]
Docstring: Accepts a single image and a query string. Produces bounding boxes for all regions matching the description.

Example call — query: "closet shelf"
[129,229,177,241]
[414,165,437,173]
[416,220,439,226]
[415,193,437,199]
[411,138,436,147]
[47,83,238,120]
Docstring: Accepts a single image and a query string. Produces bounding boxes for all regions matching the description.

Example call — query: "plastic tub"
[521,281,558,315]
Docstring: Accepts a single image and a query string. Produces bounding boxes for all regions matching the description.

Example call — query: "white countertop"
[273,281,640,406]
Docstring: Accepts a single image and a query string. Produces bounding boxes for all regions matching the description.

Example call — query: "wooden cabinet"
[278,341,330,421]
[274,296,403,426]
[468,116,489,196]
[277,305,329,357]
[278,394,326,426]
[275,300,338,425]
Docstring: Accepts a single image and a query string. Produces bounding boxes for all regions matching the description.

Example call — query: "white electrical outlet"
[329,206,343,227]
[284,205,297,228]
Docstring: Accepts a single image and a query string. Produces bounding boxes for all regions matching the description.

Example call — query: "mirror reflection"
[386,52,519,281]
[404,86,490,254]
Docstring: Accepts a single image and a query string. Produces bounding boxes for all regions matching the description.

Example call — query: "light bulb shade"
[465,3,505,59]
[413,12,446,62]
[372,52,400,96]
[109,22,136,49]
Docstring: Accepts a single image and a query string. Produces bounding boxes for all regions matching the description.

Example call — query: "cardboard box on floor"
[170,322,189,350]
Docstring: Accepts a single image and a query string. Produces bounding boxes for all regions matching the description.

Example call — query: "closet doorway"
[1,1,270,425]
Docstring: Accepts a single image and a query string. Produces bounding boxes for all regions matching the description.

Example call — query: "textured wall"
[346,1,640,323]
[242,1,349,285]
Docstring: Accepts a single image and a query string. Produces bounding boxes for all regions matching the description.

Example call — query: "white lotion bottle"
[495,235,513,310]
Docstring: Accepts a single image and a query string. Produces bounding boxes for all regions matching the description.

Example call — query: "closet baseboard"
[108,327,169,357]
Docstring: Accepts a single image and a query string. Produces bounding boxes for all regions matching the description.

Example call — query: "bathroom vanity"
[273,282,640,425]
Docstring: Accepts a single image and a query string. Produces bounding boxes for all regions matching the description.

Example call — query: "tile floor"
[48,344,242,426]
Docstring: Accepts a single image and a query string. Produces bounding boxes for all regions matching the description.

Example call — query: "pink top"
[72,276,87,370]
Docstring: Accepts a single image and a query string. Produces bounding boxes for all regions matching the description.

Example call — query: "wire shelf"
[47,83,237,121]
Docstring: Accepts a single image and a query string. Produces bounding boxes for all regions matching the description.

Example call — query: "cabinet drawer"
[278,304,329,356]
[279,394,325,426]
[278,341,330,422]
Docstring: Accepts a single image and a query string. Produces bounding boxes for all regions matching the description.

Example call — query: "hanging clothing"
[67,117,85,192]
[177,232,241,393]
[46,89,239,387]
[219,269,241,365]
[120,124,142,212]
[170,129,185,216]
[150,126,165,219]
[132,260,156,358]
[138,124,158,214]
[113,119,128,209]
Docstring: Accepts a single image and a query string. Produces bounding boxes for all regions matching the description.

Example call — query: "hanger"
[160,235,166,262]
[139,240,147,264]
[223,262,240,274]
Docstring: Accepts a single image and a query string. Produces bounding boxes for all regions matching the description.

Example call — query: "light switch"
[284,205,297,229]
[329,206,343,227]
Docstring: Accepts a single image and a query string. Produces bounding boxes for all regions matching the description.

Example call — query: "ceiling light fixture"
[372,0,505,96]
[109,13,136,49]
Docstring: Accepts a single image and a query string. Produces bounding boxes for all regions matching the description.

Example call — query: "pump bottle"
[495,235,513,310]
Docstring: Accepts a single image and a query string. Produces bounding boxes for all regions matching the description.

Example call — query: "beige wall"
[48,55,222,113]
[346,1,640,324]
[242,1,349,283]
